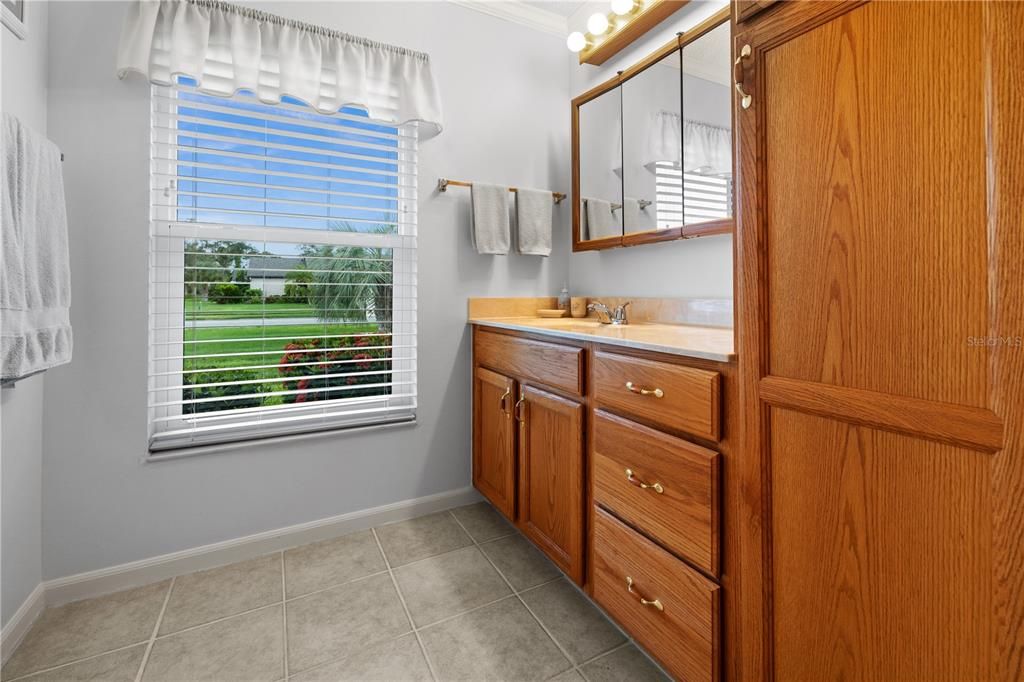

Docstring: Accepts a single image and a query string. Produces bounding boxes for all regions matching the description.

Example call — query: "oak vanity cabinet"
[734,1,1024,680]
[517,384,585,583]
[471,367,516,519]
[472,328,587,584]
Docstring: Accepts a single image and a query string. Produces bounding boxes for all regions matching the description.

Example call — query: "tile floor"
[2,503,669,682]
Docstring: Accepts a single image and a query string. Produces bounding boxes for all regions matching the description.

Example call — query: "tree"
[302,224,394,331]
[284,265,314,302]
[184,240,260,298]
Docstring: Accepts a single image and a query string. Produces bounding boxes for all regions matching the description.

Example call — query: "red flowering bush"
[277,334,392,403]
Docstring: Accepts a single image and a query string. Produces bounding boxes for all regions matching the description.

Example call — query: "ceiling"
[519,1,588,17]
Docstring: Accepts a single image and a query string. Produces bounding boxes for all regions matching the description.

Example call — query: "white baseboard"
[1,582,45,666]
[44,486,481,608]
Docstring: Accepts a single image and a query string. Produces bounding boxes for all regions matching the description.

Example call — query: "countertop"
[469,316,736,363]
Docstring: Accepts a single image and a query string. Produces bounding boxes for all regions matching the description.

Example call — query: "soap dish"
[537,309,568,318]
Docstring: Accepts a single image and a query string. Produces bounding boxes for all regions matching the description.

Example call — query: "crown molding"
[447,1,569,37]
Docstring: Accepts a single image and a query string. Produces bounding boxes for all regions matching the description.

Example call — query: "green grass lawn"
[185,299,315,320]
[184,322,378,372]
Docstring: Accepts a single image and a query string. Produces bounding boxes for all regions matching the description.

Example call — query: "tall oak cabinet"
[733,1,1024,679]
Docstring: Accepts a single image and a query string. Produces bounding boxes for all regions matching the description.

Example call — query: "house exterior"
[247,255,303,296]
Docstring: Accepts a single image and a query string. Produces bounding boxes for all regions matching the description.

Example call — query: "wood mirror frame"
[571,7,732,253]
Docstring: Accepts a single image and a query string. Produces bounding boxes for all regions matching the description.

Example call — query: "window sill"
[145,417,417,463]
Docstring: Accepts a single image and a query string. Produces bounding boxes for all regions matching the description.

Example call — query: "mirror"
[621,49,682,238]
[571,9,732,252]
[575,84,623,245]
[681,20,733,230]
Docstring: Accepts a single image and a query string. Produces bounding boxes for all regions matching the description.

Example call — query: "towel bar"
[437,178,565,204]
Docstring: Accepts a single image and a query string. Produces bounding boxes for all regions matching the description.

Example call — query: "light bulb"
[587,12,610,35]
[610,0,637,15]
[566,31,589,53]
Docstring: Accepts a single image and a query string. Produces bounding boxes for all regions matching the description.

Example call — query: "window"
[148,79,417,452]
[654,161,732,228]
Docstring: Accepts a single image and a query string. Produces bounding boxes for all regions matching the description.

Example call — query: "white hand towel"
[471,182,510,255]
[585,198,618,239]
[515,188,552,256]
[2,113,73,381]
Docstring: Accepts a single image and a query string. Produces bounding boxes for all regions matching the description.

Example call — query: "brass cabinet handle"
[734,43,752,109]
[500,387,511,417]
[626,576,664,611]
[625,381,664,398]
[626,468,664,494]
[514,396,525,423]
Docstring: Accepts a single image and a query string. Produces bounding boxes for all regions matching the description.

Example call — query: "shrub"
[277,335,392,404]
[265,294,307,305]
[208,283,245,304]
[183,369,272,414]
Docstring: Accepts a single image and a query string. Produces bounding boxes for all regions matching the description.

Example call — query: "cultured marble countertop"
[469,316,736,363]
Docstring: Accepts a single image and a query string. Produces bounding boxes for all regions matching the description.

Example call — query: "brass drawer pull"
[626,468,664,494]
[626,576,664,611]
[625,381,664,398]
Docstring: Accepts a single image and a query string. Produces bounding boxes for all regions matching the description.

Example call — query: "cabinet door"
[734,2,1024,680]
[517,384,585,584]
[472,367,516,519]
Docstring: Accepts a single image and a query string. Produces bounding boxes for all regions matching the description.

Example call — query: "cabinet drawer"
[593,411,720,575]
[592,351,720,440]
[474,329,583,396]
[592,508,720,682]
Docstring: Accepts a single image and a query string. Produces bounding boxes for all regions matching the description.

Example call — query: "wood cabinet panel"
[518,384,586,584]
[592,508,719,682]
[770,408,991,681]
[593,411,720,575]
[592,350,720,440]
[733,0,777,24]
[763,1,988,408]
[472,367,516,519]
[475,329,583,396]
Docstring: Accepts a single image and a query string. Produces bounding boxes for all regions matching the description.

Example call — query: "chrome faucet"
[588,301,630,325]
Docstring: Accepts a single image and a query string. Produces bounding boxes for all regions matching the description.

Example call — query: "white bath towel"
[515,188,552,256]
[585,198,618,240]
[471,182,510,255]
[2,113,72,381]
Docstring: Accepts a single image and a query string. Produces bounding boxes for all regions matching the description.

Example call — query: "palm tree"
[303,224,393,331]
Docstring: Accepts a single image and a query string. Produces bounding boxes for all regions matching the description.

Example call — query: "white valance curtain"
[116,0,443,135]
[647,112,731,176]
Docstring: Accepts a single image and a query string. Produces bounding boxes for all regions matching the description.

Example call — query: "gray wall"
[42,0,572,580]
[1,0,49,627]
[567,0,734,301]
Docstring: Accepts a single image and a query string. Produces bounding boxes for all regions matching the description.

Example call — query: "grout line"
[283,568,391,603]
[447,511,583,679]
[3,640,153,682]
[154,602,282,640]
[280,552,289,680]
[134,576,175,682]
[372,528,440,682]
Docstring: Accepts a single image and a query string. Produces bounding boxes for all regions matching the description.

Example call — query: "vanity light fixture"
[611,0,641,16]
[567,0,689,65]
[566,31,589,53]
[587,12,611,35]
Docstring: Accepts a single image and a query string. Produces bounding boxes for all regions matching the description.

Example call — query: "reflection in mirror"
[681,21,733,226]
[577,86,623,242]
[621,49,682,235]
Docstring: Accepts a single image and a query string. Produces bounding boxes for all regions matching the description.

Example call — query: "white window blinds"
[149,79,417,453]
[655,161,732,228]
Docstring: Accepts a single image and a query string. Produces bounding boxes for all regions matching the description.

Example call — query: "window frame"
[147,83,418,455]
